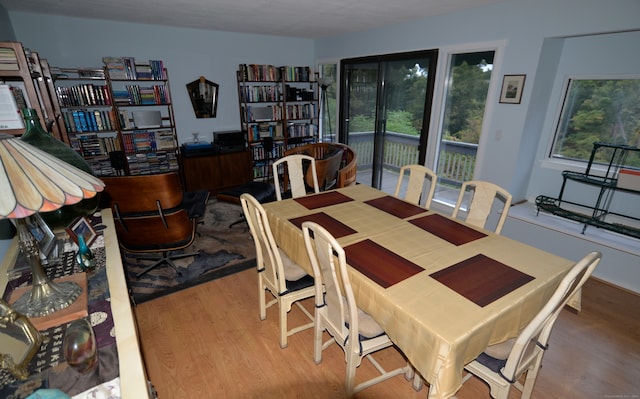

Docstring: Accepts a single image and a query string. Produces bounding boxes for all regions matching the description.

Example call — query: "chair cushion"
[475,352,507,373]
[182,190,210,219]
[285,274,315,293]
[280,249,308,281]
[217,181,276,204]
[484,338,515,360]
[342,297,385,339]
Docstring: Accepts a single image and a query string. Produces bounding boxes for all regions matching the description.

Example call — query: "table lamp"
[0,133,105,317]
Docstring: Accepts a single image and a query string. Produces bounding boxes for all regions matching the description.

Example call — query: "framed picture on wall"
[499,74,526,104]
[66,216,97,247]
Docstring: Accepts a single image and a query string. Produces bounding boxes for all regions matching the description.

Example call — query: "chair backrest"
[451,180,512,234]
[302,221,356,346]
[501,251,602,381]
[114,209,196,251]
[102,172,184,213]
[240,193,287,293]
[314,148,344,190]
[393,164,438,208]
[272,154,320,201]
[103,172,198,252]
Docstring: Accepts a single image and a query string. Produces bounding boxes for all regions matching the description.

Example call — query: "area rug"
[122,199,256,304]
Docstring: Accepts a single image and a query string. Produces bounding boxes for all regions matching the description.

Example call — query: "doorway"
[339,50,438,190]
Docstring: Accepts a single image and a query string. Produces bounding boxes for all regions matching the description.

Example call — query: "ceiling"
[1,0,505,39]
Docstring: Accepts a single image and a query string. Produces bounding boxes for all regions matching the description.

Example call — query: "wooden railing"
[347,131,477,186]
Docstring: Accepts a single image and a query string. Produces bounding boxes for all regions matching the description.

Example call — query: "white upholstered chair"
[452,180,513,234]
[302,221,412,395]
[272,154,320,201]
[393,164,438,208]
[462,251,602,399]
[240,193,315,348]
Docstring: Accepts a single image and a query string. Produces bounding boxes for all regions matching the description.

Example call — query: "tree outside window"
[552,78,640,167]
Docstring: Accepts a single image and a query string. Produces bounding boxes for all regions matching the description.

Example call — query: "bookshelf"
[51,67,121,176]
[51,57,179,177]
[237,64,319,181]
[0,42,55,137]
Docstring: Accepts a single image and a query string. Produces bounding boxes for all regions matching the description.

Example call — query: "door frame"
[338,49,438,188]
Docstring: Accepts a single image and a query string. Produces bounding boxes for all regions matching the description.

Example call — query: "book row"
[250,141,285,162]
[112,84,170,105]
[239,64,315,82]
[287,122,318,138]
[243,105,282,123]
[0,47,18,71]
[103,57,166,80]
[126,152,178,176]
[62,109,117,133]
[240,84,280,102]
[71,134,120,158]
[121,129,176,154]
[56,84,111,107]
[249,123,284,141]
[285,103,317,120]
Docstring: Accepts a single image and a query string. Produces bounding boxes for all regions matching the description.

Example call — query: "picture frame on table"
[499,74,526,104]
[25,213,56,259]
[66,216,97,247]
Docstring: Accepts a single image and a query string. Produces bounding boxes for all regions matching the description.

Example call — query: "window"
[551,77,640,167]
[318,63,337,142]
[432,50,495,204]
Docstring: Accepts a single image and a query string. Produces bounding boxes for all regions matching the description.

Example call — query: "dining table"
[262,184,575,399]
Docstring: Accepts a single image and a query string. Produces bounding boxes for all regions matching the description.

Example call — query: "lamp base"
[11,280,82,318]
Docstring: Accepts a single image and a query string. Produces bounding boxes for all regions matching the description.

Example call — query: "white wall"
[527,31,640,216]
[9,12,315,145]
[314,0,640,201]
[0,5,16,41]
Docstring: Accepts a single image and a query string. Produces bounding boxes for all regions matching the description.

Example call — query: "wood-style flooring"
[134,269,640,398]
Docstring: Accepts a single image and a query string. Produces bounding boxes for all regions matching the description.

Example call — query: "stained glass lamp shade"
[0,134,105,317]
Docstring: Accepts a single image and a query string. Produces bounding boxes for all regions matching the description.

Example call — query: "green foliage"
[554,79,640,164]
[386,111,419,135]
[441,61,491,144]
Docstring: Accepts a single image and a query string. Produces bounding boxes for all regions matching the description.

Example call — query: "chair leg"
[134,250,198,278]
[279,298,289,348]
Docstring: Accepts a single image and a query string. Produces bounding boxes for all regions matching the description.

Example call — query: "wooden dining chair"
[240,193,315,348]
[452,180,512,234]
[393,164,438,208]
[302,221,413,395]
[272,154,320,201]
[461,251,602,399]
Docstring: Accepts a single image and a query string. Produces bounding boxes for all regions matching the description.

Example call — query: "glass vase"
[62,318,98,374]
[19,108,100,228]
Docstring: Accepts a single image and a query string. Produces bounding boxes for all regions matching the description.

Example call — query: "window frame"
[544,73,640,174]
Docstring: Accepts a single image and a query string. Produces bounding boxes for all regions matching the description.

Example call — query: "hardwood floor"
[134,269,640,398]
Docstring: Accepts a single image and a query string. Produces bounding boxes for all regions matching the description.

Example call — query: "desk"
[0,209,151,398]
[263,185,574,399]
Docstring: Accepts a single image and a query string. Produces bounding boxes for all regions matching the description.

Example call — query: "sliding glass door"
[339,50,438,190]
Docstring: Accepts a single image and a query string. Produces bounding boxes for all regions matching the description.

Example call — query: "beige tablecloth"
[263,185,574,398]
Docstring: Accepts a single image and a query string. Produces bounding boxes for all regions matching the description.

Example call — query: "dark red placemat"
[344,239,423,288]
[430,254,534,307]
[294,191,354,209]
[364,196,427,219]
[289,212,357,238]
[409,214,487,246]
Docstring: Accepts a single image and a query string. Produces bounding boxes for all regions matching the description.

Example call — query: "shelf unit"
[51,57,179,177]
[237,64,319,181]
[536,142,640,239]
[52,67,120,176]
[0,41,58,138]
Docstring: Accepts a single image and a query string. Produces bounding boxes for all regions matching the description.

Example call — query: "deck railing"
[347,131,477,186]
